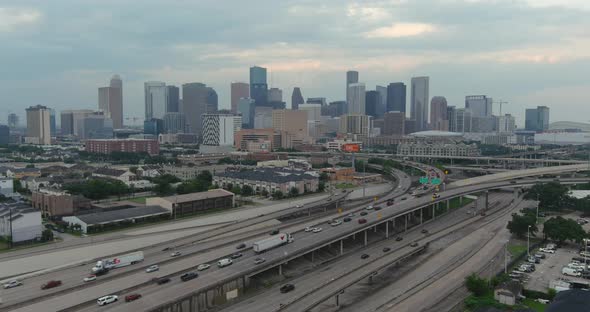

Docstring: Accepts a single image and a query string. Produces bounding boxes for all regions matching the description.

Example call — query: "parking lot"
[525,245,587,292]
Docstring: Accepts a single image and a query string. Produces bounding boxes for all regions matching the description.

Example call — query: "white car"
[540,248,555,254]
[295,204,303,208]
[145,265,159,273]
[83,275,97,282]
[330,220,343,226]
[312,227,323,233]
[3,280,22,289]
[97,295,118,306]
[170,251,181,257]
[197,264,210,271]
[366,205,374,210]
[304,227,313,232]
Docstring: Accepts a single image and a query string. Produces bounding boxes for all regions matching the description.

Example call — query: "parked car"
[421,229,429,234]
[155,277,171,285]
[41,280,62,290]
[236,243,246,249]
[347,213,355,217]
[145,265,159,273]
[3,280,22,289]
[231,253,243,259]
[401,197,407,201]
[83,275,97,282]
[540,248,555,254]
[254,258,266,265]
[170,251,181,257]
[361,254,370,259]
[197,264,210,271]
[125,293,142,302]
[382,247,391,252]
[295,204,303,208]
[534,253,546,259]
[358,218,367,224]
[97,295,118,306]
[180,272,198,282]
[396,236,403,241]
[280,284,295,293]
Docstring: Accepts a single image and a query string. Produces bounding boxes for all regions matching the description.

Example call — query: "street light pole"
[504,242,508,274]
[527,225,531,258]
[536,194,539,224]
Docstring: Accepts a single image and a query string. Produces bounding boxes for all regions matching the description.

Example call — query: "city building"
[0,177,13,196]
[397,142,480,157]
[206,87,218,113]
[234,128,279,152]
[430,96,448,131]
[268,88,283,102]
[166,85,180,113]
[250,66,268,107]
[375,85,387,117]
[306,97,327,106]
[238,97,255,129]
[146,189,234,217]
[387,82,406,114]
[32,189,91,218]
[291,87,304,110]
[0,202,42,243]
[346,71,359,113]
[201,114,242,153]
[144,81,167,120]
[339,114,371,137]
[347,83,366,114]
[158,133,198,144]
[525,106,550,132]
[325,139,363,151]
[383,111,405,136]
[143,118,164,136]
[465,95,493,117]
[214,168,318,195]
[49,109,56,136]
[471,116,496,133]
[272,109,309,143]
[410,77,429,132]
[76,112,113,139]
[447,106,457,132]
[7,113,18,128]
[254,106,273,129]
[25,105,51,145]
[0,125,9,145]
[98,75,123,129]
[299,104,322,121]
[60,109,94,136]
[163,112,186,134]
[231,82,249,114]
[404,119,416,135]
[453,108,472,133]
[323,101,346,117]
[62,205,170,234]
[182,82,209,135]
[85,139,160,156]
[365,90,380,118]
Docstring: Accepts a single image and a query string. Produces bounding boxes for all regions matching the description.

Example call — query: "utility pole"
[527,225,531,258]
[8,207,13,249]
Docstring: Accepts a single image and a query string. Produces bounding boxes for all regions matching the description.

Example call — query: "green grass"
[508,244,528,257]
[522,298,547,312]
[448,197,474,210]
[128,196,148,204]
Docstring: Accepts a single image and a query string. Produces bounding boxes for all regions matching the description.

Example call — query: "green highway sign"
[431,178,441,185]
[419,177,429,184]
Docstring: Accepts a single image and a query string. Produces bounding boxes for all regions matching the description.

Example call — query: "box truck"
[91,251,144,273]
[253,233,293,253]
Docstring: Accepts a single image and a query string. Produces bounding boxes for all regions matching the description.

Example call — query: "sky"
[1,0,590,127]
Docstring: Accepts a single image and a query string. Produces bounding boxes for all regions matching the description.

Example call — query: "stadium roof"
[409,131,464,137]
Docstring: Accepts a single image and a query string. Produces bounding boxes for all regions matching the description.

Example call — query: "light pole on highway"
[527,225,531,258]
[536,194,540,224]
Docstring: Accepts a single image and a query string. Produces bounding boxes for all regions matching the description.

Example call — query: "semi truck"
[253,233,294,253]
[91,251,144,273]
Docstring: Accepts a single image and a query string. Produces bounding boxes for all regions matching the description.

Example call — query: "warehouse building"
[146,189,235,217]
[213,168,319,195]
[62,205,170,233]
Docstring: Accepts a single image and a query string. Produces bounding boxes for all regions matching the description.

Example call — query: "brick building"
[85,139,160,156]
[32,189,92,218]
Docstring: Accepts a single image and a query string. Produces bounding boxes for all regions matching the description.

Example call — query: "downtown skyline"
[1,1,590,126]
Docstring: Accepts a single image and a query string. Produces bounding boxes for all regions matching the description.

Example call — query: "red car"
[125,293,142,302]
[386,200,394,206]
[41,280,62,290]
[358,218,367,224]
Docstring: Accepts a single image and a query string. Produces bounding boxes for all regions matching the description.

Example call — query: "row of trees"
[65,179,131,200]
[78,151,177,165]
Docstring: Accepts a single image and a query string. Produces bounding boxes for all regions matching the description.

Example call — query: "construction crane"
[494,100,508,115]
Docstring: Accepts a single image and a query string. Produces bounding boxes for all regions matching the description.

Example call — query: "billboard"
[342,143,360,153]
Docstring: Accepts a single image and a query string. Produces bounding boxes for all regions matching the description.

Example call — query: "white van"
[562,267,581,277]
[217,258,233,268]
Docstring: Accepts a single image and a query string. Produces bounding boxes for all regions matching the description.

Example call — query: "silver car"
[145,265,159,273]
[3,280,22,289]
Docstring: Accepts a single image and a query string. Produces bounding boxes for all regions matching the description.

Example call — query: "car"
[342,189,347,193]
[347,213,355,217]
[382,247,391,252]
[361,254,370,259]
[97,295,118,306]
[374,206,382,211]
[83,275,97,282]
[162,247,171,251]
[312,227,323,233]
[180,272,198,282]
[330,220,343,226]
[360,211,368,216]
[3,280,22,289]
[534,253,546,259]
[432,193,440,199]
[254,258,266,264]
[510,180,517,184]
[401,197,407,201]
[540,248,555,254]
[358,218,367,224]
[396,236,403,241]
[280,284,295,293]
[295,204,303,208]
[197,264,210,271]
[366,205,374,210]
[236,243,246,249]
[145,265,159,273]
[304,227,313,232]
[125,293,142,302]
[509,273,523,279]
[343,217,352,222]
[155,277,171,285]
[410,242,419,247]
[386,200,394,206]
[270,229,280,235]
[41,280,62,290]
[421,229,429,234]
[231,253,243,259]
[170,251,181,257]
[217,258,233,267]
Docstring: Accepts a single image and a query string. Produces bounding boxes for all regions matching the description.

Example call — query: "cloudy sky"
[1,0,589,127]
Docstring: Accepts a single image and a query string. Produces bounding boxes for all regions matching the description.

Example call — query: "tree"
[231,186,242,195]
[272,190,284,200]
[465,273,489,297]
[525,182,570,211]
[261,189,269,197]
[241,185,254,196]
[129,166,138,174]
[543,216,587,244]
[41,229,54,242]
[318,181,326,192]
[507,213,538,238]
[290,187,299,197]
[196,171,213,185]
[319,172,329,182]
[154,182,174,196]
[25,163,35,168]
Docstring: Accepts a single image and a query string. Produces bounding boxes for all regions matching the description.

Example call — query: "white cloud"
[364,22,437,38]
[347,3,391,23]
[0,7,41,32]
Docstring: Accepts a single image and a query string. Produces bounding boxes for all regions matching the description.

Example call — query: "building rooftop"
[216,168,318,184]
[74,205,170,225]
[546,289,590,312]
[409,131,464,137]
[0,202,40,220]
[158,189,235,204]
[93,167,128,177]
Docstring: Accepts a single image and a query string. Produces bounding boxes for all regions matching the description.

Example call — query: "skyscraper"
[383,112,405,136]
[346,71,359,113]
[144,81,167,120]
[7,113,18,128]
[291,87,304,110]
[50,109,56,135]
[207,87,218,113]
[231,82,249,113]
[98,75,124,129]
[163,113,186,134]
[430,96,448,131]
[365,91,380,118]
[496,114,516,133]
[0,125,8,145]
[376,85,387,117]
[166,85,180,113]
[182,82,209,135]
[60,109,94,136]
[238,98,255,129]
[250,66,268,107]
[201,114,242,148]
[447,106,457,132]
[25,105,51,145]
[268,88,283,102]
[386,82,406,113]
[347,83,366,114]
[525,106,550,132]
[411,77,429,132]
[465,95,493,117]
